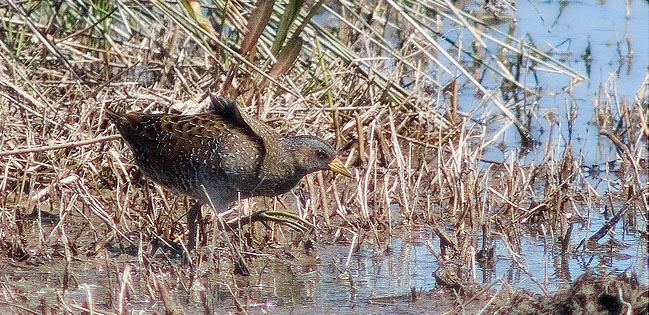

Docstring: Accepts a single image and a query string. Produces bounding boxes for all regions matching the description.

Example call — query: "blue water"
[474,0,649,165]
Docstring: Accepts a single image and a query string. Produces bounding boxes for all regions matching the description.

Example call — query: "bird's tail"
[104,104,135,143]
[105,104,126,124]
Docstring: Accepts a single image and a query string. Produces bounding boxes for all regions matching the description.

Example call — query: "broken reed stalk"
[0,135,122,157]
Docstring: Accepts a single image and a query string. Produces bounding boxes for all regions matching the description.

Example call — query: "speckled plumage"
[106,95,351,249]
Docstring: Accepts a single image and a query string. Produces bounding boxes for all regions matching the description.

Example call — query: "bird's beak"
[328,157,352,178]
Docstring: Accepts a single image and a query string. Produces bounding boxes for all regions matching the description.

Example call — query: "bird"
[105,94,352,250]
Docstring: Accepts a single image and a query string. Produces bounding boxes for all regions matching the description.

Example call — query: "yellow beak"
[328,157,353,178]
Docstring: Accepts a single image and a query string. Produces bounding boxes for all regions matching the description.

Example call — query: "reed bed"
[0,0,647,313]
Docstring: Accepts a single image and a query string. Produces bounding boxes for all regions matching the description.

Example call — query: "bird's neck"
[254,137,305,194]
[272,136,303,172]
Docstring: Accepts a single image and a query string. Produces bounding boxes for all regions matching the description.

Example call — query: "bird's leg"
[225,210,313,232]
[187,202,203,250]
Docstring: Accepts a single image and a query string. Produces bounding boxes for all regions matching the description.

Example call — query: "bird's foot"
[225,210,312,232]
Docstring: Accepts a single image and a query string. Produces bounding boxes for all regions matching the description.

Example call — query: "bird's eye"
[315,149,327,159]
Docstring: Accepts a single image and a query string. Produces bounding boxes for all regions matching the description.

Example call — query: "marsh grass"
[0,0,647,313]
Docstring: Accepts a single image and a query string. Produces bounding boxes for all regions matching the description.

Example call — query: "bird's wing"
[109,110,229,167]
[207,95,283,171]
[156,112,262,160]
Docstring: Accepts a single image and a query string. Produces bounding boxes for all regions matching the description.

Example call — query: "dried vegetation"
[0,0,647,313]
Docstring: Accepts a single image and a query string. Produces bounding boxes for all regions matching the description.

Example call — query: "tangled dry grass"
[0,0,647,313]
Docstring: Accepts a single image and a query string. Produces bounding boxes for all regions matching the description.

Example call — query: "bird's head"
[281,135,352,178]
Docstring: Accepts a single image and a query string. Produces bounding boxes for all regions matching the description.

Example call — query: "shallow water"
[476,0,648,165]
[255,217,646,312]
[5,219,642,313]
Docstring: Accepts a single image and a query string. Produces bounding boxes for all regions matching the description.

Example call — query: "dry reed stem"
[0,135,121,158]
